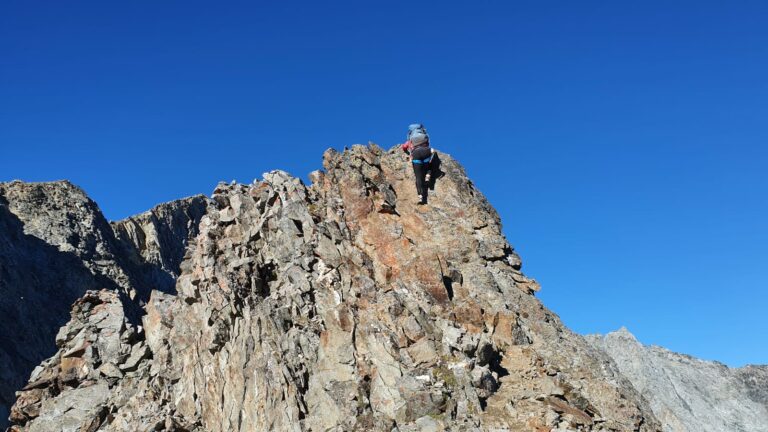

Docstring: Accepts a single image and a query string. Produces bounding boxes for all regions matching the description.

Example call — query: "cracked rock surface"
[5,146,665,431]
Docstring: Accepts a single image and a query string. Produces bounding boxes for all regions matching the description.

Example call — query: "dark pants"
[411,147,432,203]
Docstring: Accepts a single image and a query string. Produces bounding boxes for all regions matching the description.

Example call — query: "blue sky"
[2,1,767,366]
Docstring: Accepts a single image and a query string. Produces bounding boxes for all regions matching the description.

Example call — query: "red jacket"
[401,140,414,154]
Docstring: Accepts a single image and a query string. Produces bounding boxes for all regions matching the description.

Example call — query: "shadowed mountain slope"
[0,181,208,428]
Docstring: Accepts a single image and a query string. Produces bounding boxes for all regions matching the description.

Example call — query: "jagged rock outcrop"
[8,290,137,432]
[0,181,208,428]
[736,365,768,409]
[586,328,768,432]
[5,146,663,431]
[112,195,210,294]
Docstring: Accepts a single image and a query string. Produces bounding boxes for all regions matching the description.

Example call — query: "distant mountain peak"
[609,326,639,341]
[588,327,768,432]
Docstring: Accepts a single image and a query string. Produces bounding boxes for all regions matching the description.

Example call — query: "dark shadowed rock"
[112,195,210,294]
[0,181,209,428]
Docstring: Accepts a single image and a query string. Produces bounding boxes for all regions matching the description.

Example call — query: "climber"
[401,123,436,205]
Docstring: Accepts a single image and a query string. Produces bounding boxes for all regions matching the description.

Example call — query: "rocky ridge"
[4,146,663,431]
[587,328,768,432]
[111,194,210,295]
[0,181,208,427]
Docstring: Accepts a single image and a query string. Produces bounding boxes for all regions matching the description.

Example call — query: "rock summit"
[0,145,690,431]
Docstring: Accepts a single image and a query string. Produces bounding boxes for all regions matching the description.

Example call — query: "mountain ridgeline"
[587,328,768,432]
[0,144,764,431]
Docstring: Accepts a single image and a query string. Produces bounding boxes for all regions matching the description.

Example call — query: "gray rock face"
[736,365,768,409]
[112,195,210,294]
[0,181,208,428]
[586,328,768,432]
[9,290,142,431]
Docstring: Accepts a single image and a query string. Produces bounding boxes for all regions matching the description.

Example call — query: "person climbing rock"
[401,123,435,205]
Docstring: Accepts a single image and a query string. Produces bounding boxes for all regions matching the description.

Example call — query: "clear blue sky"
[2,1,767,366]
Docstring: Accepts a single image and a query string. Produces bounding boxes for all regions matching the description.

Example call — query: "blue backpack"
[407,123,429,147]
